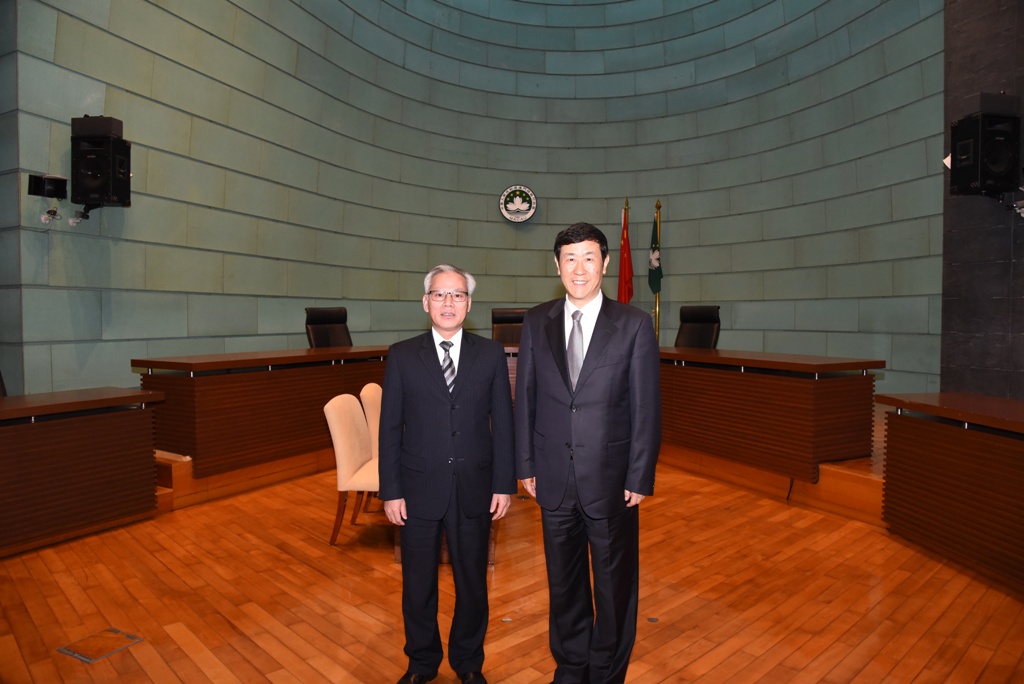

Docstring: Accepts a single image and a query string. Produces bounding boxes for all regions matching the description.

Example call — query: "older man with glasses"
[379,263,516,684]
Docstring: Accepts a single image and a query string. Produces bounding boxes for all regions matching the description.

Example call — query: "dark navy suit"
[515,297,661,684]
[379,330,516,674]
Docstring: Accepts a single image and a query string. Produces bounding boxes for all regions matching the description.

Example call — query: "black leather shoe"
[396,672,437,684]
[456,672,487,684]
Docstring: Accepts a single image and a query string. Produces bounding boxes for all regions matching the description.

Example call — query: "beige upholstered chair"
[324,393,379,544]
[359,382,382,462]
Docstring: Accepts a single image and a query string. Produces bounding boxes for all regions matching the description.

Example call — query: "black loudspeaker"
[71,116,131,207]
[949,112,1020,195]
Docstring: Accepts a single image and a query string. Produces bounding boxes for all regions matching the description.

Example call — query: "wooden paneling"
[135,345,879,485]
[661,362,876,483]
[882,409,1024,593]
[140,358,385,478]
[0,407,157,557]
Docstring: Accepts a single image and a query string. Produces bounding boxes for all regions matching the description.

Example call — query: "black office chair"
[305,307,353,348]
[491,308,527,344]
[0,368,6,397]
[674,305,721,348]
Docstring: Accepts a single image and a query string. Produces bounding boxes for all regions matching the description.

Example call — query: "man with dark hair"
[515,223,662,684]
[380,264,516,684]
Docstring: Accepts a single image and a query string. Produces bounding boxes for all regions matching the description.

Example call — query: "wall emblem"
[499,185,537,222]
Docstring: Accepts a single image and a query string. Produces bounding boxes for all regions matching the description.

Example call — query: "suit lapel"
[574,300,617,392]
[418,333,451,396]
[453,333,478,398]
[543,301,572,393]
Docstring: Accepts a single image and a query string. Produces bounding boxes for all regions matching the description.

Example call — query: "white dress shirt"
[563,292,603,358]
[431,327,464,371]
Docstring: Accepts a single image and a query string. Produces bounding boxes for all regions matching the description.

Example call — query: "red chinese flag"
[617,207,633,303]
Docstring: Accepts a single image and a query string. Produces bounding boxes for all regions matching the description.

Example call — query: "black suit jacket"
[514,297,661,518]
[379,330,516,519]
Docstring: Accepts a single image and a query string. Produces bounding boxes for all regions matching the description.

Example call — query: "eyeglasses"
[427,290,470,303]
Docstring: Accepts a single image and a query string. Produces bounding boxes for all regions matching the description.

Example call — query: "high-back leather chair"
[674,305,721,349]
[491,308,527,344]
[0,369,6,397]
[305,307,353,348]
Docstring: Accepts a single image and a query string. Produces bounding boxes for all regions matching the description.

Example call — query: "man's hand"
[624,490,645,507]
[520,477,537,498]
[383,498,407,526]
[490,494,512,520]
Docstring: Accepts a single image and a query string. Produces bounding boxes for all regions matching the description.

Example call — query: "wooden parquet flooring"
[2,462,1023,683]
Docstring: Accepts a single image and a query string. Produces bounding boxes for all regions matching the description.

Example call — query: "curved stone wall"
[6,0,942,392]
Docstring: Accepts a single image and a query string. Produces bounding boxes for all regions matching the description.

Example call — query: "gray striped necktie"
[440,340,455,392]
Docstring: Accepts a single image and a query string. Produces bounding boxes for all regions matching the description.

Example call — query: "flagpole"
[654,199,661,340]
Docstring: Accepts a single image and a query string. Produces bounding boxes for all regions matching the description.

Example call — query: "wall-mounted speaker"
[70,116,131,207]
[949,112,1021,195]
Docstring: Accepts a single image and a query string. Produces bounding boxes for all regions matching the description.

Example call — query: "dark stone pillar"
[943,0,1024,398]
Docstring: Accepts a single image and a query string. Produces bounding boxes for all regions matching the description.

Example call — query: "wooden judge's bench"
[1,344,886,558]
[132,346,389,508]
[8,342,1021,593]
[659,347,884,483]
[132,344,886,509]
[876,392,1024,593]
[0,387,163,558]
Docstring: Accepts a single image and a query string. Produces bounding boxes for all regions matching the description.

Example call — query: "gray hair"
[424,263,476,296]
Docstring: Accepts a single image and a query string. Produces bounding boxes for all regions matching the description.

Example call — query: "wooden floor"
[2,459,1023,683]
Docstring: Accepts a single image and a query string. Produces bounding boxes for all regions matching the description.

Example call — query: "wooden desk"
[132,347,388,477]
[660,348,884,483]
[0,387,163,557]
[876,393,1024,592]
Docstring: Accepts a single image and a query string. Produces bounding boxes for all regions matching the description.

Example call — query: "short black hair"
[553,222,609,260]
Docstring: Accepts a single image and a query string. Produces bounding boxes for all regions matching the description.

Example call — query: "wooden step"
[154,448,335,512]
[156,485,174,515]
[660,444,882,526]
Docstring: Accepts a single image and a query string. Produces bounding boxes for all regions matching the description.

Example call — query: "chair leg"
[329,491,348,545]
[350,491,365,525]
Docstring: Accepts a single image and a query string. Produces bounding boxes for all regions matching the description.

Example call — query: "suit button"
[452,431,460,436]
[570,404,577,412]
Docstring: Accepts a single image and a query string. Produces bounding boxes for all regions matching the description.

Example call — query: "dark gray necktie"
[567,310,583,391]
[440,340,455,392]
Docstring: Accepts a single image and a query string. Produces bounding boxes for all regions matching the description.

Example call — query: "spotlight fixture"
[27,174,68,199]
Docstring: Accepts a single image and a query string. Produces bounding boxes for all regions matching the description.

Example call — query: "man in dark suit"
[515,223,662,684]
[379,264,516,684]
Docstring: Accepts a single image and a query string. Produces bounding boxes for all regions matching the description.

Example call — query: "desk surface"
[876,392,1024,434]
[0,387,163,421]
[132,346,389,373]
[660,347,886,373]
[132,345,883,374]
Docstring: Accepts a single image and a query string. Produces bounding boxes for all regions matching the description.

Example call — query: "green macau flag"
[648,216,662,295]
